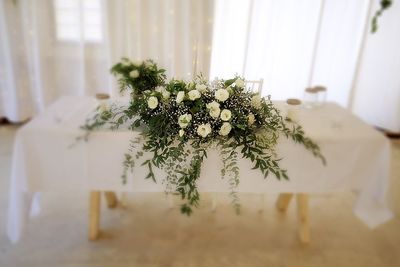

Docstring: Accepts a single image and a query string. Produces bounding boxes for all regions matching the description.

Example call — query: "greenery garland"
[82,58,325,215]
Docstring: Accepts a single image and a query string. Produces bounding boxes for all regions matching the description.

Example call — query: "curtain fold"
[211,0,369,106]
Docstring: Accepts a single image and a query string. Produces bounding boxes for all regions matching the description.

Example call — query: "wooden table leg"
[89,191,101,240]
[211,193,217,212]
[276,193,293,212]
[259,194,266,212]
[120,192,128,208]
[167,193,174,209]
[104,191,118,208]
[296,193,310,244]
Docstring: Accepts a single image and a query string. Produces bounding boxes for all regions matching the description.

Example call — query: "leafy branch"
[220,141,241,213]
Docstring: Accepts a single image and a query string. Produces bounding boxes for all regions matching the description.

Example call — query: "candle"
[96,93,110,113]
[286,98,302,122]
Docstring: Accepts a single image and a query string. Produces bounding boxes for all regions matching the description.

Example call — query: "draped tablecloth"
[7,96,394,243]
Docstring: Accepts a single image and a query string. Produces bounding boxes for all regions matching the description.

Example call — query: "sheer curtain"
[0,0,213,122]
[1,0,399,132]
[211,0,400,132]
[211,0,371,104]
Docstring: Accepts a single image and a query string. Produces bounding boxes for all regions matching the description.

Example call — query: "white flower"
[178,114,192,128]
[209,108,221,119]
[156,87,170,100]
[214,89,229,102]
[219,122,232,136]
[147,96,158,109]
[247,113,255,126]
[197,123,212,138]
[188,90,201,101]
[206,101,219,110]
[162,90,170,100]
[196,84,208,93]
[235,78,245,88]
[176,91,185,104]
[220,109,232,121]
[251,95,262,109]
[129,70,140,78]
[179,129,185,137]
[206,101,221,119]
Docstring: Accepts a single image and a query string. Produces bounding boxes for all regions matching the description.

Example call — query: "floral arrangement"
[82,58,325,215]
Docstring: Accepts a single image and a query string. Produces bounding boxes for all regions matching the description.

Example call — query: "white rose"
[176,91,185,104]
[235,78,245,88]
[197,123,212,138]
[247,113,255,126]
[251,95,262,109]
[129,70,140,78]
[206,101,220,119]
[162,90,170,100]
[219,122,232,136]
[178,114,192,128]
[220,109,232,121]
[214,89,229,102]
[209,108,221,119]
[196,84,208,93]
[155,87,170,100]
[206,101,220,110]
[179,129,185,137]
[188,90,201,101]
[147,96,158,109]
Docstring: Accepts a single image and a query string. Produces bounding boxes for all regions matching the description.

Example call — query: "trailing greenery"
[220,140,240,213]
[371,0,392,33]
[81,58,325,215]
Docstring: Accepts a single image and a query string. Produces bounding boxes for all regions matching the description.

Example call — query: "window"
[54,0,103,42]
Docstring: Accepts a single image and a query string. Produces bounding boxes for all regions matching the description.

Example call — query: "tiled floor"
[0,125,399,267]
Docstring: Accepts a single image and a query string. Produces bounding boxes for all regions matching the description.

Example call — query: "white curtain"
[211,0,400,132]
[0,0,213,122]
[1,0,399,132]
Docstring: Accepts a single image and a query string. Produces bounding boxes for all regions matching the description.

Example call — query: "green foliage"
[371,0,392,33]
[110,58,166,96]
[81,58,326,216]
[220,140,241,213]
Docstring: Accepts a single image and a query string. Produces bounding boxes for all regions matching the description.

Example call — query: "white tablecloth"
[7,97,394,243]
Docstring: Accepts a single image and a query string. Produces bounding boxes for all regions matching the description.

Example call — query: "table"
[7,96,394,244]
